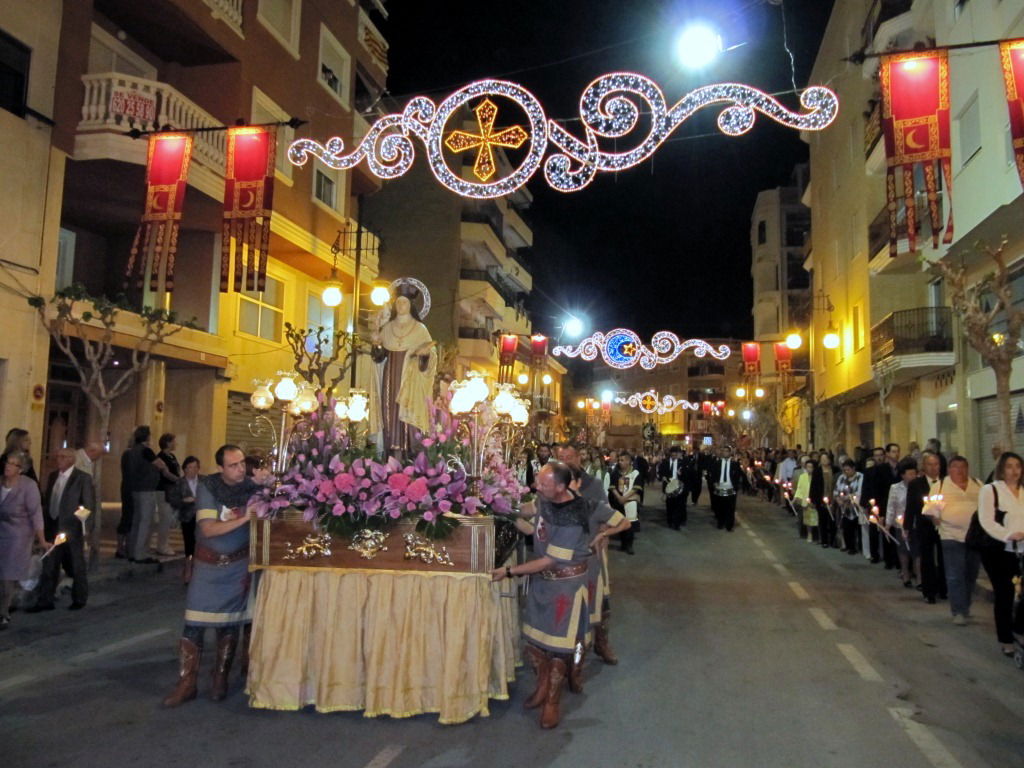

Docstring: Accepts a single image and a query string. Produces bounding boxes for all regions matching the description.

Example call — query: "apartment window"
[56,229,76,291]
[306,292,336,355]
[314,168,337,209]
[0,29,30,118]
[251,87,295,182]
[319,25,352,107]
[258,0,302,58]
[239,275,284,342]
[757,220,766,245]
[957,93,981,169]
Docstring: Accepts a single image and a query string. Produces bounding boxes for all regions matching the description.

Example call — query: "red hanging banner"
[126,133,193,291]
[773,343,792,374]
[741,342,761,375]
[1000,39,1024,189]
[879,51,953,257]
[223,126,276,292]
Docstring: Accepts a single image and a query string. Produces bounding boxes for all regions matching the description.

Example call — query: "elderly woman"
[0,451,47,628]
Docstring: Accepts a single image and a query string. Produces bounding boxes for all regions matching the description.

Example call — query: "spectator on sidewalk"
[0,451,47,629]
[168,456,200,586]
[978,451,1024,658]
[74,442,105,480]
[2,429,37,483]
[32,448,95,611]
[125,426,167,564]
[155,433,182,557]
[932,456,982,626]
[116,441,133,559]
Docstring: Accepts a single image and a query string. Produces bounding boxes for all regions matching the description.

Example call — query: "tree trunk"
[89,403,111,571]
[993,359,1015,454]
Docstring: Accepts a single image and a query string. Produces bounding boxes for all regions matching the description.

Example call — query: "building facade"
[806,0,1024,474]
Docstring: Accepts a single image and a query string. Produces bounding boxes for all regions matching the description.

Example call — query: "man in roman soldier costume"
[163,445,260,707]
[493,463,628,729]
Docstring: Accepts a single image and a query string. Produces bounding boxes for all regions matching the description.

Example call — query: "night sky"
[385,0,835,341]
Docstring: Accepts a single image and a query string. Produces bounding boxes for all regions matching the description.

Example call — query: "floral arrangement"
[248,394,528,539]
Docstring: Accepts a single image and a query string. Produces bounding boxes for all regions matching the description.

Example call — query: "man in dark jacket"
[860,444,900,564]
[657,447,687,529]
[903,451,947,603]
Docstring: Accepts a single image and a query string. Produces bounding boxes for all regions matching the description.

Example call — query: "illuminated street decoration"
[445,98,529,181]
[552,328,731,370]
[289,73,838,199]
[616,390,700,415]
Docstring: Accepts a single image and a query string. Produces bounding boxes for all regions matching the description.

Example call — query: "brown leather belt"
[195,543,248,567]
[540,562,589,580]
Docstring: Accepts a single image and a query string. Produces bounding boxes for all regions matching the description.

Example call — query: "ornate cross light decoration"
[615,390,701,415]
[444,98,529,181]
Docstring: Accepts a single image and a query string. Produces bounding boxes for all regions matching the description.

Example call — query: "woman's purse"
[965,486,1007,551]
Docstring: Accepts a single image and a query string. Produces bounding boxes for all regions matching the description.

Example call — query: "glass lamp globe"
[250,383,274,411]
[785,332,803,350]
[334,400,349,420]
[823,329,840,349]
[370,285,391,306]
[541,373,553,385]
[274,376,299,402]
[294,385,318,414]
[466,372,489,407]
[510,403,530,426]
[493,385,517,416]
[322,283,343,308]
[347,391,369,422]
[516,372,529,386]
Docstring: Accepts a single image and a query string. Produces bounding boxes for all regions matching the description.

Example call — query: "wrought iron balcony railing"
[870,307,953,365]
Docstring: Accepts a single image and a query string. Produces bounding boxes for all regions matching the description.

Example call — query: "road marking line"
[772,563,789,576]
[763,550,777,562]
[0,673,37,694]
[788,581,810,600]
[68,628,172,664]
[837,643,883,682]
[809,607,837,630]
[889,708,963,768]
[364,745,405,768]
[751,537,765,546]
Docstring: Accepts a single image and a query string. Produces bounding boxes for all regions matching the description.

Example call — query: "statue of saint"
[369,292,436,455]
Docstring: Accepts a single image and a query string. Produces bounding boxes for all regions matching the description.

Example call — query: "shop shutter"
[976,393,1024,478]
[225,391,280,460]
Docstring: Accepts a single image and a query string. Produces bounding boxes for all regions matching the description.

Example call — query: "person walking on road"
[0,452,47,629]
[709,446,743,532]
[931,456,982,626]
[978,451,1024,658]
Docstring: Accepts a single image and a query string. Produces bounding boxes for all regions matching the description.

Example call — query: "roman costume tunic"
[184,474,258,627]
[577,472,624,625]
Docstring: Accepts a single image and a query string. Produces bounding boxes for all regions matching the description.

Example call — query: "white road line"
[763,550,778,562]
[809,607,837,630]
[68,628,172,664]
[837,643,883,682]
[772,563,789,576]
[0,673,37,693]
[752,538,766,547]
[788,581,810,600]
[363,745,405,768]
[745,529,757,537]
[889,708,963,768]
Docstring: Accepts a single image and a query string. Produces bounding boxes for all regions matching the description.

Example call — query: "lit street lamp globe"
[321,283,343,308]
[785,332,803,350]
[564,315,585,338]
[675,23,723,69]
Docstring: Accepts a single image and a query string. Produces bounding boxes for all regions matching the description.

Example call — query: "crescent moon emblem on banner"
[905,127,927,151]
[241,190,256,208]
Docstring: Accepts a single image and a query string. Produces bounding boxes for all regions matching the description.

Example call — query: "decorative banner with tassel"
[879,51,953,257]
[222,126,276,292]
[126,133,193,291]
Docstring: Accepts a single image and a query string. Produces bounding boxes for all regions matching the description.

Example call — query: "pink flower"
[438,500,452,513]
[421,438,435,447]
[318,479,335,499]
[463,496,482,514]
[406,502,416,511]
[333,473,357,494]
[388,473,410,492]
[423,510,436,522]
[406,477,429,502]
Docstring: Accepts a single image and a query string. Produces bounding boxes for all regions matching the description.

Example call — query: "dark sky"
[384,0,835,341]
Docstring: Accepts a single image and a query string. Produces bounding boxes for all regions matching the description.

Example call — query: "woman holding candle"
[0,451,48,628]
[885,458,918,588]
[834,459,864,554]
[932,456,982,625]
[978,452,1024,656]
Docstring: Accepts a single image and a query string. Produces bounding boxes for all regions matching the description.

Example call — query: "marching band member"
[658,446,687,530]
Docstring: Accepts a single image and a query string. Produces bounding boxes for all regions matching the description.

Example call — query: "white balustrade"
[203,0,244,35]
[78,72,226,171]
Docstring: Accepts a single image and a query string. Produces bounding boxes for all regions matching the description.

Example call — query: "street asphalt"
[2,490,1022,768]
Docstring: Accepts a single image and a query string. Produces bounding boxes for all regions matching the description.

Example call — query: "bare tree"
[283,322,361,392]
[28,285,191,566]
[814,400,846,454]
[930,238,1022,452]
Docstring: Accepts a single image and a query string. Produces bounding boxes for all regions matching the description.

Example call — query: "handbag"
[965,486,1006,551]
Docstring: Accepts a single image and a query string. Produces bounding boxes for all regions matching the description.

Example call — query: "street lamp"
[822,324,840,349]
[370,282,391,307]
[563,314,585,338]
[541,373,553,386]
[754,387,765,398]
[675,23,723,69]
[785,332,803,350]
[742,409,752,421]
[735,386,746,398]
[517,372,529,386]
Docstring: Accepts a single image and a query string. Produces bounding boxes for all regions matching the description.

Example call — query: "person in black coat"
[860,444,901,564]
[902,451,947,603]
[684,448,703,505]
[708,446,744,532]
[657,447,688,529]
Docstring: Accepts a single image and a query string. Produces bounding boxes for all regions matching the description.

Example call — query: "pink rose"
[438,500,452,513]
[423,510,436,522]
[421,438,435,447]
[333,473,357,494]
[388,473,411,492]
[406,477,429,502]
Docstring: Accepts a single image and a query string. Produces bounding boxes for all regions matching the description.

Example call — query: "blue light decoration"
[552,329,731,370]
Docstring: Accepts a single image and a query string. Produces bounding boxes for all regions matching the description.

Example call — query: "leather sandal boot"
[210,630,238,701]
[568,641,585,694]
[594,616,619,665]
[162,638,201,707]
[540,657,568,729]
[523,644,550,709]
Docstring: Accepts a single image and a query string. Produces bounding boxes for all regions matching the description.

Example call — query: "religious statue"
[369,286,437,455]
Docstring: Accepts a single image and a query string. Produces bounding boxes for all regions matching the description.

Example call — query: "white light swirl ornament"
[288,74,838,199]
[552,329,731,370]
[615,390,701,415]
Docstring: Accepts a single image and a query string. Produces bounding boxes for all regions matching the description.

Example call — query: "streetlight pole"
[350,194,364,389]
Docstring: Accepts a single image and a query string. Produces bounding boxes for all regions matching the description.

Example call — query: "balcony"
[864,99,882,159]
[458,327,493,341]
[202,0,243,37]
[871,307,956,380]
[532,395,560,415]
[459,269,507,318]
[76,72,225,197]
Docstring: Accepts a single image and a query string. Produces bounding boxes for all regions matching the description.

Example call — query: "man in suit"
[708,445,744,532]
[902,451,947,603]
[33,447,96,611]
[860,444,900,563]
[684,447,703,505]
[658,446,688,529]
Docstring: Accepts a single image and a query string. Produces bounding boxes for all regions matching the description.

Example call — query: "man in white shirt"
[778,450,797,508]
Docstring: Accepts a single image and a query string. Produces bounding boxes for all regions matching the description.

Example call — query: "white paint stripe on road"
[837,643,883,682]
[68,628,172,664]
[788,581,810,600]
[763,550,777,562]
[809,607,837,631]
[0,673,37,693]
[889,708,964,768]
[363,745,404,768]
[752,537,766,547]
[772,563,789,576]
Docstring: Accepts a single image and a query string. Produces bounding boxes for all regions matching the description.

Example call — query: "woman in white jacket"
[977,452,1024,657]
